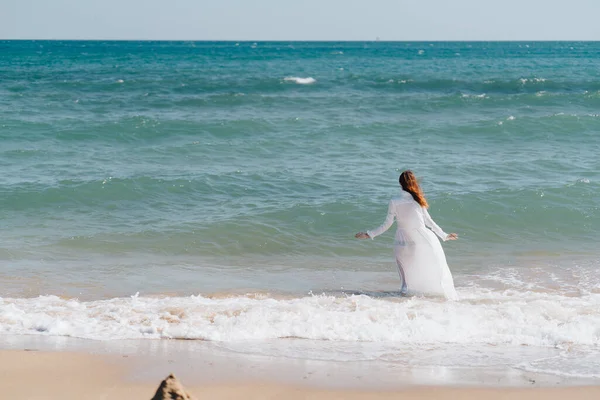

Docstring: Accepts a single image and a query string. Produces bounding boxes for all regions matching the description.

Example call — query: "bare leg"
[395,254,408,295]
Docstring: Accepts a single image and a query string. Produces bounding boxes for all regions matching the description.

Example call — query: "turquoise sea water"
[1,41,599,379]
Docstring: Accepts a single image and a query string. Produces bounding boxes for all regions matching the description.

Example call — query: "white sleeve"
[366,201,395,239]
[422,207,448,241]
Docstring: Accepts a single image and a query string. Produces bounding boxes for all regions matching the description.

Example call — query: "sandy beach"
[2,350,600,399]
[1,342,600,400]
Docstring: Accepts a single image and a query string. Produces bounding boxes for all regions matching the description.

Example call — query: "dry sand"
[1,350,600,400]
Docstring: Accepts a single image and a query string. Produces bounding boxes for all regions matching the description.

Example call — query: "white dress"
[366,190,458,300]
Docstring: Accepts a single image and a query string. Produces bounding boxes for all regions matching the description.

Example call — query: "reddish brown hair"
[399,170,428,208]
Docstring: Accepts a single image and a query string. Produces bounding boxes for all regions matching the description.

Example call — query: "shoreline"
[1,335,598,390]
[1,347,600,400]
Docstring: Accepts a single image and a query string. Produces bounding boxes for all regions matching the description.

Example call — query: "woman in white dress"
[355,171,459,300]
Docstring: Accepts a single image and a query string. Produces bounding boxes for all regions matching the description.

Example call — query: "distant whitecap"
[461,93,486,99]
[284,77,316,85]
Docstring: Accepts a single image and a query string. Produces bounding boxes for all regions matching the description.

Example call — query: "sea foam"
[1,289,599,346]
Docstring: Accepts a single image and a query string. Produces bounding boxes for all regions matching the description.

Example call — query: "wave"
[10,74,600,95]
[5,68,600,105]
[0,177,211,210]
[1,173,598,258]
[354,76,600,95]
[283,77,316,85]
[1,289,599,346]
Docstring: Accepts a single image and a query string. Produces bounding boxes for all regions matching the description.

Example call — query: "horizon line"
[2,38,600,43]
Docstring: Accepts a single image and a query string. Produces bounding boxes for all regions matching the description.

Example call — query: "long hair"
[399,170,428,208]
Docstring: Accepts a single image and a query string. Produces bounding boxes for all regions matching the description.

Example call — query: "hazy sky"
[2,0,600,41]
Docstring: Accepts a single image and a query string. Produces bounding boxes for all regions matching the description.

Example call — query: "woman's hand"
[355,232,370,239]
[446,233,459,241]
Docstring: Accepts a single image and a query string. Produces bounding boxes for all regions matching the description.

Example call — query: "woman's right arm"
[423,208,458,241]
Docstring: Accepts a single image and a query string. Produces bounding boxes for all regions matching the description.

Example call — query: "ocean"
[1,41,599,381]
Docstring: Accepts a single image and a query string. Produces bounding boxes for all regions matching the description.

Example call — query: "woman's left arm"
[356,201,395,240]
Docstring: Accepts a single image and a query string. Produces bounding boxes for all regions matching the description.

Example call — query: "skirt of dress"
[394,228,458,300]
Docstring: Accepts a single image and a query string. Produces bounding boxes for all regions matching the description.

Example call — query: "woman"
[355,171,459,300]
